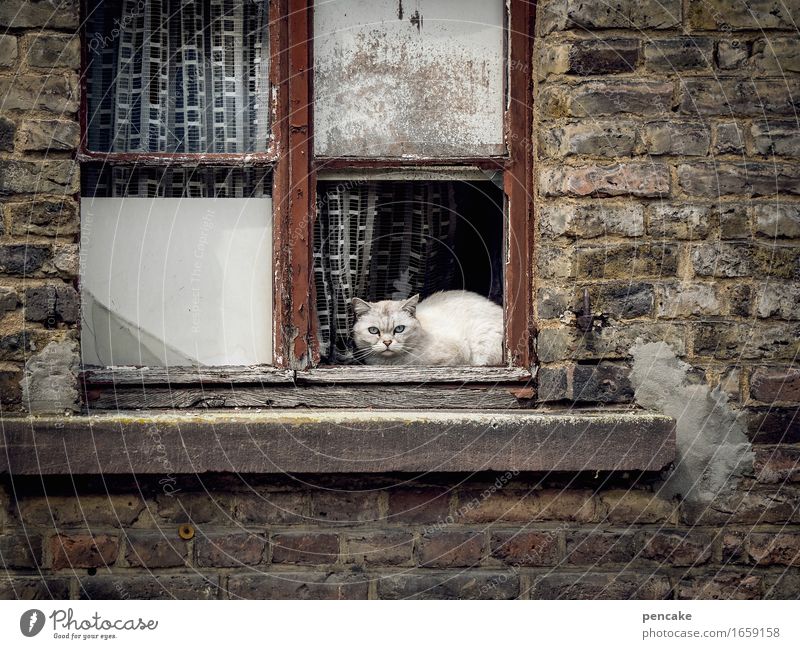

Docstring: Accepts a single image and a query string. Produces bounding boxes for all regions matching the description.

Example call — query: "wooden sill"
[0,409,675,475]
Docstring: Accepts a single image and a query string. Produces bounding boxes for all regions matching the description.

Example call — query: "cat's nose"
[382,340,392,347]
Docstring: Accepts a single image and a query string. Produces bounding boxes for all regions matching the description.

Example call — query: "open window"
[79,0,533,405]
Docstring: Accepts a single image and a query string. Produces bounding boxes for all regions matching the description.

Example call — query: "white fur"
[351,290,503,366]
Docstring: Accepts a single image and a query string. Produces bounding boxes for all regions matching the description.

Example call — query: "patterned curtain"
[86,0,270,155]
[314,182,459,363]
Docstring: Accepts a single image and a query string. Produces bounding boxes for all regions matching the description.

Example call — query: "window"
[80,0,533,398]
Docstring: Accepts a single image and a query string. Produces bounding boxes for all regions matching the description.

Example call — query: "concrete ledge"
[0,410,675,475]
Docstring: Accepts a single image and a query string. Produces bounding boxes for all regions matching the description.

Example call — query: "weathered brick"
[679,162,800,197]
[539,81,673,118]
[0,368,22,405]
[714,122,746,155]
[535,490,603,522]
[765,571,800,599]
[536,42,570,79]
[751,121,800,157]
[642,121,710,156]
[690,0,798,30]
[680,78,800,116]
[601,490,677,524]
[755,283,800,320]
[539,202,644,238]
[540,164,670,198]
[691,243,752,277]
[537,323,685,363]
[6,199,79,237]
[491,530,561,566]
[0,0,79,29]
[754,203,800,238]
[644,38,713,72]
[227,572,369,599]
[591,282,655,318]
[573,362,634,403]
[124,531,189,568]
[539,0,681,33]
[455,491,539,524]
[722,531,748,563]
[0,577,70,599]
[641,530,714,566]
[0,117,15,151]
[530,572,670,599]
[536,364,569,401]
[648,204,710,239]
[387,488,450,524]
[18,494,144,527]
[25,285,79,326]
[0,286,20,315]
[80,575,218,600]
[378,571,519,599]
[539,121,638,158]
[310,491,381,524]
[693,322,800,360]
[754,446,800,483]
[234,492,308,525]
[748,532,800,566]
[746,407,800,444]
[25,34,80,68]
[0,160,77,195]
[0,244,51,276]
[716,40,750,70]
[658,283,722,318]
[536,246,575,280]
[153,492,230,525]
[681,487,800,524]
[0,74,79,114]
[576,243,679,278]
[0,331,36,362]
[566,531,640,564]
[18,119,80,152]
[724,283,753,317]
[751,37,800,75]
[344,530,414,566]
[750,367,800,402]
[752,243,800,279]
[718,204,750,239]
[0,533,42,568]
[419,530,484,568]
[51,533,119,570]
[568,39,639,75]
[195,532,267,568]
[677,573,763,599]
[271,532,339,565]
[0,34,17,67]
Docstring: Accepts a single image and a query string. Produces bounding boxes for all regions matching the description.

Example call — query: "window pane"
[86,0,270,154]
[313,0,505,158]
[80,193,272,366]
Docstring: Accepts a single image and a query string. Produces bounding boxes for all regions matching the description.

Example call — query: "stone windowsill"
[0,410,675,475]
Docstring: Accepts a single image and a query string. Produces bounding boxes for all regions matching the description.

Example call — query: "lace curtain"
[86,0,270,155]
[314,182,459,363]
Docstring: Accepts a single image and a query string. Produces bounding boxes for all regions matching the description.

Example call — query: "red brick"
[233,492,308,525]
[378,572,519,600]
[0,577,70,599]
[271,532,339,565]
[19,495,144,527]
[0,533,42,568]
[536,490,603,522]
[227,573,368,599]
[419,530,485,568]
[156,492,233,525]
[566,531,639,564]
[51,534,118,570]
[310,492,381,523]
[601,490,678,524]
[455,492,539,523]
[344,531,414,566]
[748,532,800,566]
[124,531,189,568]
[681,487,800,524]
[750,368,800,403]
[677,573,763,599]
[754,446,800,484]
[491,530,561,566]
[195,532,267,567]
[79,575,217,599]
[387,488,450,524]
[529,572,670,599]
[641,530,714,566]
[722,531,748,563]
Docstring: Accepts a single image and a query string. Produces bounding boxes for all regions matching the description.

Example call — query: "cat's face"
[351,295,421,362]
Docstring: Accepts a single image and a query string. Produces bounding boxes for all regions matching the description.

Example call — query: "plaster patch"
[630,341,753,502]
[21,339,80,413]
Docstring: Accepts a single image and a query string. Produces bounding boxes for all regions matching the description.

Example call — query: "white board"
[81,197,272,367]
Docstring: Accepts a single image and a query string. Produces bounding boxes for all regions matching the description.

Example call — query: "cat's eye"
[394,325,405,333]
[368,326,379,335]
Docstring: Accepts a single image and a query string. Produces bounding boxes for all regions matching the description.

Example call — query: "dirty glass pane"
[80,196,272,366]
[313,0,505,158]
[86,0,270,154]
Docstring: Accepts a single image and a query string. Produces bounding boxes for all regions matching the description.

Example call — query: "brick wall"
[1,0,799,599]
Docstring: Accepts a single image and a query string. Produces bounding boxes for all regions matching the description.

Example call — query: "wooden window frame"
[78,0,536,405]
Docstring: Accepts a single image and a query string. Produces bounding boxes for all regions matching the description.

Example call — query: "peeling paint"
[631,341,753,502]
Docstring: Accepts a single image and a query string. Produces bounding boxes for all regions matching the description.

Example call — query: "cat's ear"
[351,298,371,317]
[401,294,420,316]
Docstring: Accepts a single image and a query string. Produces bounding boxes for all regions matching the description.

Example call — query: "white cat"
[351,290,503,366]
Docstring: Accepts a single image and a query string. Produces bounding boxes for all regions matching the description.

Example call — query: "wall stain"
[409,10,423,31]
[397,0,403,20]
